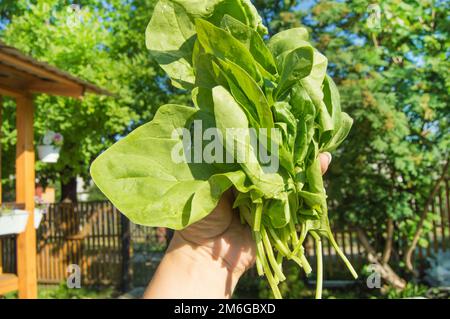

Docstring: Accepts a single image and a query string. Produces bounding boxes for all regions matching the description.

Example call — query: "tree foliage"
[1,0,448,277]
[0,0,189,200]
[293,0,449,265]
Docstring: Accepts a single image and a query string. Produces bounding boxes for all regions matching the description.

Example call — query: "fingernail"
[324,152,332,164]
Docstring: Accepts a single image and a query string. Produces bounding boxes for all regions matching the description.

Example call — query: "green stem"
[311,232,323,299]
[291,222,308,256]
[282,226,290,244]
[255,255,264,276]
[239,211,245,224]
[299,253,312,274]
[290,255,312,275]
[238,205,253,227]
[288,217,299,247]
[276,252,283,270]
[328,231,358,279]
[261,226,286,282]
[268,227,291,256]
[253,203,262,231]
[255,231,282,299]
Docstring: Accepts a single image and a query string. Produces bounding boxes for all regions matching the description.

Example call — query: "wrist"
[145,232,241,298]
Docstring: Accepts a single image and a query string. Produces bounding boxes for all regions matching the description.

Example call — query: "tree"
[254,0,449,288]
[0,0,189,202]
[297,0,449,285]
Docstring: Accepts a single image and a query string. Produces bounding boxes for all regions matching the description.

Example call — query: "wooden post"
[0,95,3,275]
[0,95,2,203]
[120,213,130,292]
[15,95,37,298]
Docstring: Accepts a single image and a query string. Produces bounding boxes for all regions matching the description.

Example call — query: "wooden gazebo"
[0,41,110,298]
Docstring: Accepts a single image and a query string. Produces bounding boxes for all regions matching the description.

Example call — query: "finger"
[319,152,332,175]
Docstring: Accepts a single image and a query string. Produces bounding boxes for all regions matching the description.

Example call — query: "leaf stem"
[290,254,312,275]
[311,232,323,299]
[253,203,262,231]
[288,217,299,247]
[255,231,282,299]
[299,252,312,274]
[268,227,291,256]
[255,255,264,276]
[261,226,286,281]
[291,222,308,256]
[328,231,358,279]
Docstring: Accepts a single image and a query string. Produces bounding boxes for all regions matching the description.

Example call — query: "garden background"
[0,0,448,299]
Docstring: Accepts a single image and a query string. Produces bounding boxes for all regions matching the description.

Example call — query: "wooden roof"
[0,41,111,98]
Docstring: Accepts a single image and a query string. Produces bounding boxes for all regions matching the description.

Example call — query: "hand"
[144,152,332,298]
[178,152,332,273]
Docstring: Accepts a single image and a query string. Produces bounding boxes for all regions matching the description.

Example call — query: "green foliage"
[0,0,190,193]
[86,184,107,202]
[0,283,115,299]
[236,261,370,299]
[145,0,267,90]
[38,282,115,299]
[91,0,357,299]
[385,283,428,299]
[263,0,450,268]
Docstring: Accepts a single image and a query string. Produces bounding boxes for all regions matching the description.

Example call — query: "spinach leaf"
[220,14,277,75]
[146,0,264,89]
[212,86,284,197]
[195,18,261,83]
[94,0,358,299]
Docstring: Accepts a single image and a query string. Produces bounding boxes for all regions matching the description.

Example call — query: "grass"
[1,283,117,299]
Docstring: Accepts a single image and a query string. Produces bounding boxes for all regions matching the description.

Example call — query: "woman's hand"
[144,152,332,299]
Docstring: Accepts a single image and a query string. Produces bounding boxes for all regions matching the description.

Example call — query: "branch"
[404,159,449,275]
[382,218,394,264]
[371,33,379,48]
[356,228,406,290]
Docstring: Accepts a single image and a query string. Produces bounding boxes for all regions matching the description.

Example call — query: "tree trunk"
[61,176,77,203]
[357,228,406,290]
[382,218,394,265]
[404,159,449,275]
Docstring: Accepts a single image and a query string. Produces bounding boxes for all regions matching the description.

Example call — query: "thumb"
[319,152,332,175]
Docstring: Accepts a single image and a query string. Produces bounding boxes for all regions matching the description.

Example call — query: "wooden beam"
[0,52,77,87]
[0,63,84,97]
[28,81,84,98]
[0,63,42,82]
[15,95,37,299]
[0,83,26,98]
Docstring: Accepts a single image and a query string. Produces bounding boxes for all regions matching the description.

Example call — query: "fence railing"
[416,178,450,267]
[1,178,448,289]
[35,202,123,286]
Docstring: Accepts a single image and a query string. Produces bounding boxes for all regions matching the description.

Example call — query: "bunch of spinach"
[90,0,357,298]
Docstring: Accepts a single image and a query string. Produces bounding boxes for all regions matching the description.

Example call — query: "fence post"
[120,213,131,292]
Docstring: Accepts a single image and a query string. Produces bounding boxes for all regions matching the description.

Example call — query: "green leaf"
[195,18,261,83]
[320,75,353,151]
[145,0,196,89]
[275,46,314,99]
[220,14,277,74]
[172,0,266,34]
[90,103,243,229]
[146,0,265,90]
[265,194,291,228]
[214,57,274,129]
[267,28,310,59]
[211,86,284,197]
